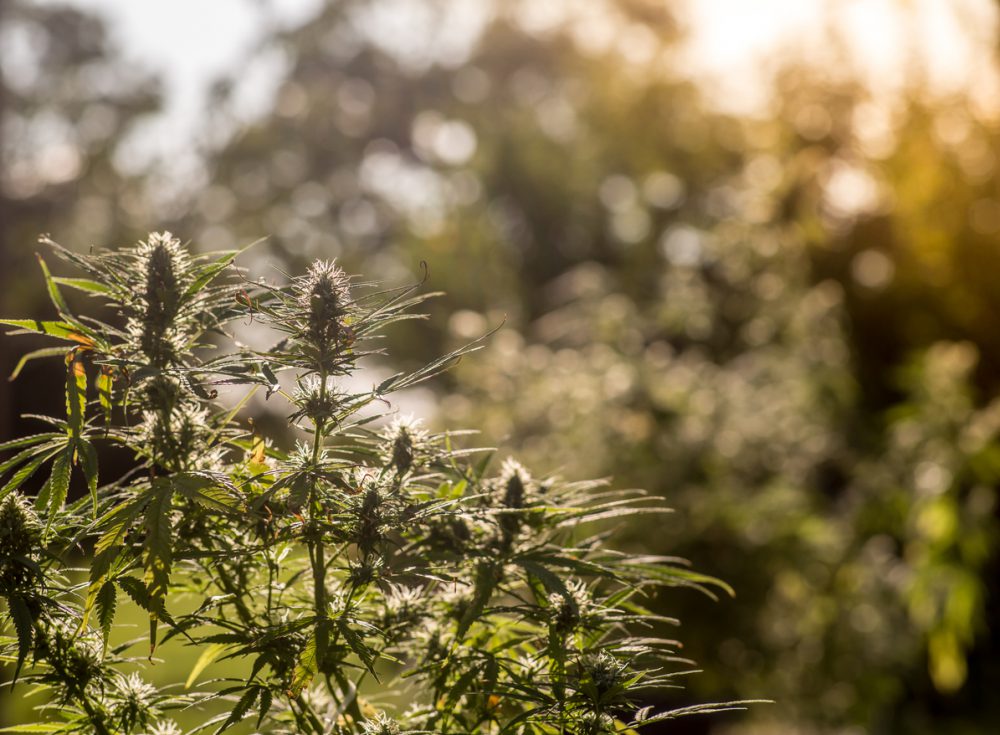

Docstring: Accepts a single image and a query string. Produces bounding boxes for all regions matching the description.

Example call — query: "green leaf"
[6,594,35,687]
[78,438,98,513]
[624,561,734,598]
[1,452,55,502]
[172,472,242,513]
[186,642,231,689]
[286,475,310,512]
[51,277,111,295]
[0,434,58,453]
[517,559,571,599]
[215,686,260,735]
[36,254,71,316]
[95,581,117,644]
[8,347,68,381]
[444,663,481,711]
[0,319,91,344]
[115,576,172,625]
[184,239,262,303]
[629,701,771,725]
[81,546,124,632]
[0,724,72,733]
[338,617,378,676]
[94,490,153,555]
[115,576,150,608]
[96,367,113,423]
[256,688,273,729]
[143,483,174,653]
[457,562,499,640]
[0,441,55,475]
[41,446,72,525]
[289,629,318,695]
[66,357,87,440]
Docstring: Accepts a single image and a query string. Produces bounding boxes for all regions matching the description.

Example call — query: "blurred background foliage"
[4,0,1000,732]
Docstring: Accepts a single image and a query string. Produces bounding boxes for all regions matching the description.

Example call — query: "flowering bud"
[36,625,106,698]
[297,260,353,351]
[293,375,346,425]
[143,234,182,326]
[113,672,158,732]
[497,458,534,509]
[132,232,192,366]
[380,416,430,475]
[362,712,403,735]
[548,581,591,635]
[0,493,41,593]
[580,651,629,696]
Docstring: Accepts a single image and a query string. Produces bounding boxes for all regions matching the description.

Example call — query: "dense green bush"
[0,233,758,734]
[443,227,1000,732]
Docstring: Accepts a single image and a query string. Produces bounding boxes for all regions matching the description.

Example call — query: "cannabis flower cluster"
[0,233,759,734]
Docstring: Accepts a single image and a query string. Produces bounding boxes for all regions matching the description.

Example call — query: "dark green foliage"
[0,234,759,734]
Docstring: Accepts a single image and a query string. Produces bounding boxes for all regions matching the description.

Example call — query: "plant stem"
[294,693,327,734]
[310,368,328,620]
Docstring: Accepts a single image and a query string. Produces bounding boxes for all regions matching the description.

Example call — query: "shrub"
[0,233,758,734]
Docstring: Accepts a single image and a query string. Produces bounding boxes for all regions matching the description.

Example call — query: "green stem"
[79,696,113,735]
[215,562,255,625]
[294,693,327,734]
[310,368,328,620]
[305,369,335,727]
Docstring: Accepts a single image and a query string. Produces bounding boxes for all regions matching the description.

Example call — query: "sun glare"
[677,0,999,116]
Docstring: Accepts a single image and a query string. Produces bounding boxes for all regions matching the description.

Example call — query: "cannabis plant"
[0,233,757,734]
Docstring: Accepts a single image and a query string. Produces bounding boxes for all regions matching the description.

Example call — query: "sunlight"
[677,0,999,115]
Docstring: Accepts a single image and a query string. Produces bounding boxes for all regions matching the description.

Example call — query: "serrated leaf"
[80,545,126,632]
[0,434,58,453]
[629,700,771,725]
[51,277,111,295]
[338,617,378,676]
[95,581,117,644]
[624,561,734,599]
[143,484,174,653]
[96,366,113,423]
[117,576,156,613]
[288,631,318,695]
[375,371,405,395]
[77,438,98,513]
[444,664,481,711]
[286,475,310,512]
[41,446,72,525]
[2,453,52,501]
[0,441,54,476]
[172,472,242,512]
[7,594,34,688]
[457,562,498,640]
[215,686,260,735]
[0,319,92,345]
[256,688,272,729]
[36,254,70,316]
[94,490,152,555]
[66,356,87,440]
[185,239,261,304]
[517,559,571,599]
